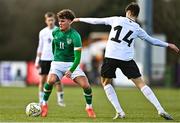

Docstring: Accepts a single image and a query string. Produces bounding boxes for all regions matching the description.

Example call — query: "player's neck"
[61,26,71,32]
[126,15,136,22]
[47,26,54,30]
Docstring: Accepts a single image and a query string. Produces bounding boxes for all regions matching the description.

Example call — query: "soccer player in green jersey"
[41,9,96,118]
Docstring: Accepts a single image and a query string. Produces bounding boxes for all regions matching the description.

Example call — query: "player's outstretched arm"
[137,28,179,53]
[73,17,114,25]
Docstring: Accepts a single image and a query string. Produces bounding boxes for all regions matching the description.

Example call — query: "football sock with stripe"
[57,92,64,102]
[83,88,93,109]
[104,84,124,113]
[141,85,165,112]
[43,83,53,102]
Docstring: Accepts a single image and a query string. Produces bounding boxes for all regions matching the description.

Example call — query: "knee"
[101,81,108,87]
[82,82,90,89]
[40,75,47,83]
[131,77,146,89]
[101,77,112,87]
[39,81,43,86]
[139,83,146,89]
[101,81,106,87]
[47,75,57,85]
[136,81,146,89]
[55,82,61,85]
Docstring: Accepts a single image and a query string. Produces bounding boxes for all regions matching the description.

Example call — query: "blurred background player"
[35,12,65,107]
[41,9,96,118]
[74,2,179,120]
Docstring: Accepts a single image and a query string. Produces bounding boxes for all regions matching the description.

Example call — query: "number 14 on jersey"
[111,25,134,47]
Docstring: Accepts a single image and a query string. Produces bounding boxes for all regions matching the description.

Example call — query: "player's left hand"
[65,70,72,78]
[72,18,80,23]
[168,43,179,53]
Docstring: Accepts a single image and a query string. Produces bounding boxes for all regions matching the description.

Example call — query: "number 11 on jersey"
[60,42,64,49]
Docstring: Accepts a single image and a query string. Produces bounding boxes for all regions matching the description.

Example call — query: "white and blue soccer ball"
[25,102,41,117]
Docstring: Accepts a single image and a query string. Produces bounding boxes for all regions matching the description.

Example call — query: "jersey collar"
[127,17,136,22]
[61,28,72,34]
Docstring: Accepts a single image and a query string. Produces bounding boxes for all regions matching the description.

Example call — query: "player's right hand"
[65,70,72,78]
[168,43,179,53]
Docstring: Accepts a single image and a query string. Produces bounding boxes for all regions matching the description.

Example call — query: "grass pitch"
[0,86,180,122]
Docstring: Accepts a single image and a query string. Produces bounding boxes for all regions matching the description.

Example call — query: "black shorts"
[39,60,52,75]
[101,58,141,79]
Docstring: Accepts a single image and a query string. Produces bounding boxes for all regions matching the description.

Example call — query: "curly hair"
[57,9,76,21]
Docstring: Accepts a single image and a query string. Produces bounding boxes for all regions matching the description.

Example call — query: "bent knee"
[101,77,112,87]
[81,82,90,89]
[47,74,58,84]
[131,77,146,89]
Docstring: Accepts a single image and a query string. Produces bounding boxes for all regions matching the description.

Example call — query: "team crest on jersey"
[67,38,72,44]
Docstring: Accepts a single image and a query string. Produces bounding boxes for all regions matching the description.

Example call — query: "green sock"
[43,83,53,101]
[83,88,92,105]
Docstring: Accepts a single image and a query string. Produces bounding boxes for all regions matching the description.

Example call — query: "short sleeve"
[73,33,82,49]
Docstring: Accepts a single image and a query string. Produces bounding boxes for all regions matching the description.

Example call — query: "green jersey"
[52,28,82,62]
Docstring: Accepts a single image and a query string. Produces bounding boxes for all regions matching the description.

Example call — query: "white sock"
[42,100,47,105]
[39,91,44,103]
[104,84,124,113]
[86,104,92,109]
[141,85,165,113]
[57,92,64,102]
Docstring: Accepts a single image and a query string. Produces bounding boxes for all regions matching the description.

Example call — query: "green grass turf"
[0,86,180,122]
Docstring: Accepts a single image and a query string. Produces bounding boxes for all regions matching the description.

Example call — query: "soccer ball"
[25,102,41,117]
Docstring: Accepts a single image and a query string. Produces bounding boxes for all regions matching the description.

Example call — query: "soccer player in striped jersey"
[73,2,179,120]
[35,12,65,107]
[41,9,96,118]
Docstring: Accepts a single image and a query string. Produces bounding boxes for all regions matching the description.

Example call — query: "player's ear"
[127,11,131,16]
